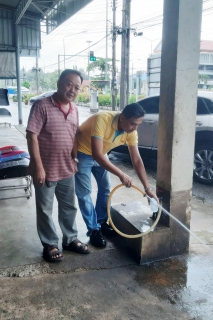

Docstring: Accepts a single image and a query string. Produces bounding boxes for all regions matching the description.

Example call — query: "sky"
[20,0,213,75]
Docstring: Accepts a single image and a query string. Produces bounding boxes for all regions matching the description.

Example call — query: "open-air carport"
[0,0,205,264]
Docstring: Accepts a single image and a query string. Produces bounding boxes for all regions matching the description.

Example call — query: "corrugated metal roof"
[0,0,60,19]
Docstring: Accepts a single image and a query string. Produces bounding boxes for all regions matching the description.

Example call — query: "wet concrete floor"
[0,103,213,319]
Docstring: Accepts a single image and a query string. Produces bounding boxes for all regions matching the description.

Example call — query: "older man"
[26,69,90,262]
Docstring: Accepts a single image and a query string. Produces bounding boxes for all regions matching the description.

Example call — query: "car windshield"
[140,96,213,115]
[203,98,213,114]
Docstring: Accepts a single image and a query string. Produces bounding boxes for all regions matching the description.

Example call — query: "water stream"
[146,195,211,250]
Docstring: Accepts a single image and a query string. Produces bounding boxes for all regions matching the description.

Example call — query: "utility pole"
[32,49,41,93]
[136,71,139,101]
[119,0,131,110]
[58,54,61,77]
[111,0,117,111]
[129,62,133,97]
[36,49,39,93]
[86,40,92,94]
[105,0,108,94]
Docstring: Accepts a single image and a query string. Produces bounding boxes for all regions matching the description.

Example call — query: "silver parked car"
[29,91,55,105]
[114,94,213,185]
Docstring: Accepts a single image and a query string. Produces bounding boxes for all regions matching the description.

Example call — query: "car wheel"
[194,144,213,185]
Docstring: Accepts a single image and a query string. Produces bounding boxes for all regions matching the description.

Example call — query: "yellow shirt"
[78,111,138,155]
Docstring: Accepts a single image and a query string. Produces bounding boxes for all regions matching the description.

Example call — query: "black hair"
[121,102,145,119]
[59,69,83,84]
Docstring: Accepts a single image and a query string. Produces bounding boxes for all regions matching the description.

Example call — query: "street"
[5,101,213,204]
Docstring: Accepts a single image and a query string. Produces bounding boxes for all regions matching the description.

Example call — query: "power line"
[44,33,109,69]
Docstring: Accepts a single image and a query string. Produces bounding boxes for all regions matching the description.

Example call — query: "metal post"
[36,49,39,93]
[58,54,60,77]
[105,0,108,94]
[132,62,134,94]
[63,37,66,69]
[129,62,133,98]
[136,71,139,101]
[15,22,23,125]
[147,57,150,96]
[111,0,117,111]
[86,40,92,95]
[119,0,131,110]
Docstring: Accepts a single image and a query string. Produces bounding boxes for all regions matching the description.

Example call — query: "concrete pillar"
[15,23,23,125]
[157,0,202,255]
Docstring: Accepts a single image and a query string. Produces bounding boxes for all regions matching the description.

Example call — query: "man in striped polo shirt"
[26,69,90,262]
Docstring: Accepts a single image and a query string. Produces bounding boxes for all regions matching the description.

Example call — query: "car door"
[137,96,159,148]
[196,97,210,131]
[151,96,210,149]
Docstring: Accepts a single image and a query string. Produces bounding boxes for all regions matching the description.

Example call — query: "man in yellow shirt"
[75,102,158,248]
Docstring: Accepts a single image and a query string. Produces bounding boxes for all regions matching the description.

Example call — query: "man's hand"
[119,172,133,188]
[145,188,159,203]
[29,163,46,187]
[73,162,78,174]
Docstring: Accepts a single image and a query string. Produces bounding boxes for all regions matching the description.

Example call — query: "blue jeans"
[34,176,78,247]
[75,152,111,236]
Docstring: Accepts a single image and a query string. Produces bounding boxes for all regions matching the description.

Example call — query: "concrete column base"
[110,201,170,265]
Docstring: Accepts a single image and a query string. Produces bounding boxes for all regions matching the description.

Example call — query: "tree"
[87,57,112,80]
[22,81,30,89]
[25,69,58,92]
[78,68,88,80]
[47,70,58,90]
[198,74,210,87]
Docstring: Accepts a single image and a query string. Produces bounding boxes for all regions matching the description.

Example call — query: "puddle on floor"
[134,252,213,319]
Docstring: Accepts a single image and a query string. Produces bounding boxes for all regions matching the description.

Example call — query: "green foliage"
[88,57,112,74]
[22,81,30,89]
[47,70,58,90]
[129,95,136,104]
[199,74,210,85]
[98,94,111,106]
[78,68,88,80]
[76,93,90,104]
[116,95,120,107]
[22,68,89,92]
[87,58,112,86]
[129,94,146,104]
[12,93,34,103]
[24,69,58,92]
[12,95,18,102]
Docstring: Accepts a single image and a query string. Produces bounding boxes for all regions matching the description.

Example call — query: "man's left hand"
[73,162,78,174]
[145,189,159,203]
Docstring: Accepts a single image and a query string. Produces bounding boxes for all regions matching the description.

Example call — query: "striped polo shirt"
[26,95,79,181]
[78,111,138,155]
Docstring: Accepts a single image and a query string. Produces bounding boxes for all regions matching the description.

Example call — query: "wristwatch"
[144,187,153,191]
[73,158,79,163]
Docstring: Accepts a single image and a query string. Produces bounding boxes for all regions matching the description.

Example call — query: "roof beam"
[15,0,33,24]
[31,2,46,17]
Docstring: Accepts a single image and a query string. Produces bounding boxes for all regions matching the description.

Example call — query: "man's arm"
[128,145,158,202]
[26,131,46,186]
[91,137,133,187]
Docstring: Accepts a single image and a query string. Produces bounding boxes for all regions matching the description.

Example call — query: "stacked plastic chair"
[0,145,32,200]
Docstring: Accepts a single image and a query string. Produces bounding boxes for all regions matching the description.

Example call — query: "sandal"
[43,245,63,262]
[63,238,90,254]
